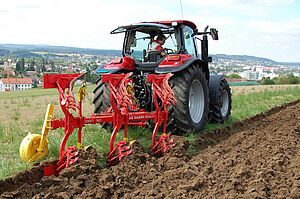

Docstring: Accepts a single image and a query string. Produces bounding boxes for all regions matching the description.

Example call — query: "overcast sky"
[0,0,300,62]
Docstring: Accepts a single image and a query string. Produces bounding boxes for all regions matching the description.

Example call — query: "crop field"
[0,84,300,198]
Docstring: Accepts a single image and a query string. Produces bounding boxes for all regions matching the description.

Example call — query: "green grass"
[0,85,96,100]
[0,85,299,179]
[0,125,27,178]
[200,86,300,132]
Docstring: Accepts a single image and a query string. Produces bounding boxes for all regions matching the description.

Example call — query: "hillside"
[1,43,299,66]
[0,44,121,57]
[212,54,276,63]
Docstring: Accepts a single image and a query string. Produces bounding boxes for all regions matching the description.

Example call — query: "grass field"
[0,84,300,179]
[31,51,72,56]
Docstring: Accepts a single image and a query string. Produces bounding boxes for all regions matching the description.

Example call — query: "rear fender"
[95,57,134,74]
[209,75,226,104]
[155,57,208,78]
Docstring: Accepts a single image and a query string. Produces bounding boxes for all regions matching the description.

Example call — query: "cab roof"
[110,20,197,34]
[148,20,197,29]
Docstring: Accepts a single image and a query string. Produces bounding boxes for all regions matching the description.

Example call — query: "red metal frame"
[104,57,135,71]
[158,54,194,68]
[43,73,177,176]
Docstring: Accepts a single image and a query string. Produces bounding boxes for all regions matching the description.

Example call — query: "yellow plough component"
[20,104,54,162]
[78,81,87,103]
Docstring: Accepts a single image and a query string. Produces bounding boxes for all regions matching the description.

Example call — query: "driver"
[149,34,167,56]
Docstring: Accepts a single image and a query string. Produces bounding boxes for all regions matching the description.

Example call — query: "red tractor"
[93,20,232,134]
[19,20,232,176]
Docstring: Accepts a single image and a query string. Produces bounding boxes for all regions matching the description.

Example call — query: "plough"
[20,72,176,176]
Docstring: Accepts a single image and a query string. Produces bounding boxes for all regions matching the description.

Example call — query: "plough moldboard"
[20,72,177,176]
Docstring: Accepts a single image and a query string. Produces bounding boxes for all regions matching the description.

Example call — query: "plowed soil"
[1,99,300,199]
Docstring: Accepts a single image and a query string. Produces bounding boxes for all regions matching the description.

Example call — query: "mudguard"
[209,74,226,104]
[95,57,134,74]
[155,58,204,74]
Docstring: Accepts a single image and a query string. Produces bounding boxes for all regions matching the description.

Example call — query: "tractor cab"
[96,20,218,74]
[114,23,181,63]
[99,20,202,73]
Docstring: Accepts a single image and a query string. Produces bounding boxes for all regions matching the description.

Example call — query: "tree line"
[227,73,300,85]
[2,57,98,85]
[261,74,300,85]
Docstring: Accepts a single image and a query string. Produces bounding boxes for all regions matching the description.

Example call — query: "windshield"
[126,30,178,62]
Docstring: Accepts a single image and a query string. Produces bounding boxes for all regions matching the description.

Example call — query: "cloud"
[16,5,40,9]
[186,0,236,6]
[186,0,294,18]
[291,17,300,23]
[187,0,294,6]
[0,0,299,61]
[0,0,180,49]
[258,0,294,5]
[249,19,300,34]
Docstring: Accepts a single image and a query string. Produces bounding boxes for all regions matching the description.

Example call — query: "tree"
[287,73,300,84]
[278,74,288,84]
[50,62,55,72]
[228,73,242,79]
[91,63,98,70]
[16,60,21,75]
[41,58,46,72]
[35,65,41,73]
[20,57,25,74]
[261,77,275,85]
[27,59,35,71]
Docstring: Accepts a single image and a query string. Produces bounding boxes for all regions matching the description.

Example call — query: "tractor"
[93,20,232,134]
[19,20,231,176]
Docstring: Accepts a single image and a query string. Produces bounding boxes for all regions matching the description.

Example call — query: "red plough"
[40,73,176,176]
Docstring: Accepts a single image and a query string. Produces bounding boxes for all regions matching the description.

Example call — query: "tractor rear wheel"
[167,65,209,134]
[209,79,232,123]
[93,76,111,128]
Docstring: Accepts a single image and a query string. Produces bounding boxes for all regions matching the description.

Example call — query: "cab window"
[127,31,178,62]
[183,26,196,56]
[128,31,151,61]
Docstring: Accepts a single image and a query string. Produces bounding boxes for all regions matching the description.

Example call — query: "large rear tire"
[93,76,111,113]
[209,79,232,123]
[93,76,112,129]
[167,65,209,135]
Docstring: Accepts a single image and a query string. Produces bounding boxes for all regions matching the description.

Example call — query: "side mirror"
[210,28,218,40]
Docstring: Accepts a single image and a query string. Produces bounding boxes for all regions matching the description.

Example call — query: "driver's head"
[156,34,166,45]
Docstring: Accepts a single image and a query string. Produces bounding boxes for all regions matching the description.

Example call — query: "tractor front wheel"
[168,65,209,134]
[209,78,232,123]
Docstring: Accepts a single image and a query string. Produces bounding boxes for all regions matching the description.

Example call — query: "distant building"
[240,71,259,80]
[0,78,32,92]
[293,72,300,77]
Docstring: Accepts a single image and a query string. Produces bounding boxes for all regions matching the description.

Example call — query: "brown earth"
[1,99,300,199]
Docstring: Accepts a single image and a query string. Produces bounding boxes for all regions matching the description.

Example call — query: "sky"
[0,0,300,62]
